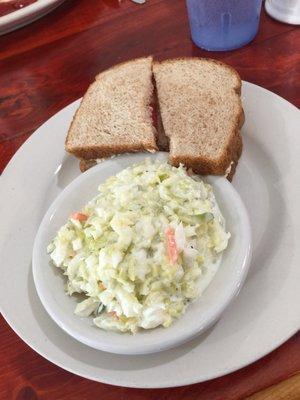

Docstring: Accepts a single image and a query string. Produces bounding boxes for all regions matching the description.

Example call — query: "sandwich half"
[153,58,244,180]
[66,56,158,162]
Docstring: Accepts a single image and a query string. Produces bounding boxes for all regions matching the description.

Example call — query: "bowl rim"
[32,152,252,355]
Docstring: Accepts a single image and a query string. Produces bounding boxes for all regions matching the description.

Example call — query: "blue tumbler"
[186,0,263,51]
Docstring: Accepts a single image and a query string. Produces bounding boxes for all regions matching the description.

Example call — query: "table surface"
[0,1,299,399]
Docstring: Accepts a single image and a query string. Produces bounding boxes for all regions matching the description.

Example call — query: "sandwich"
[66,57,244,179]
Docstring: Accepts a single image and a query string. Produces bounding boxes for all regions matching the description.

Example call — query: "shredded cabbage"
[47,159,230,333]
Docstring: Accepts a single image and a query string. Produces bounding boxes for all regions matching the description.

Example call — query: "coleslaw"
[47,159,230,333]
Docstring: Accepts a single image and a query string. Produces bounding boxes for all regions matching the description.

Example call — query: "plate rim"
[0,0,64,24]
[0,0,66,35]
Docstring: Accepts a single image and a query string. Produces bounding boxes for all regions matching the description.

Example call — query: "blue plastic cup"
[186,0,263,51]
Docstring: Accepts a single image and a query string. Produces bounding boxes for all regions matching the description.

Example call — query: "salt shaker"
[265,0,300,25]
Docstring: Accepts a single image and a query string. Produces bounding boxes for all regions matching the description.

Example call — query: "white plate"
[0,0,66,36]
[32,152,252,355]
[0,81,299,388]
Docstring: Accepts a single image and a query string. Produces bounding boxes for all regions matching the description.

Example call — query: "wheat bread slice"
[65,57,158,159]
[153,58,244,178]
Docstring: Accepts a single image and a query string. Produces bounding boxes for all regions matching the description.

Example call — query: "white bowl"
[32,152,252,355]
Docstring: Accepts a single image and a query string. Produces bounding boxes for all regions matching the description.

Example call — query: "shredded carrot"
[165,227,178,264]
[108,311,118,319]
[98,282,105,290]
[70,212,88,221]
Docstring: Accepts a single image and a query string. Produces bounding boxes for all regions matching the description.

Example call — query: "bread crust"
[79,159,97,172]
[154,57,243,93]
[68,140,157,160]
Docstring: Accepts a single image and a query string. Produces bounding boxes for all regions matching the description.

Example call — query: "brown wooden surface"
[245,374,300,400]
[0,1,299,399]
